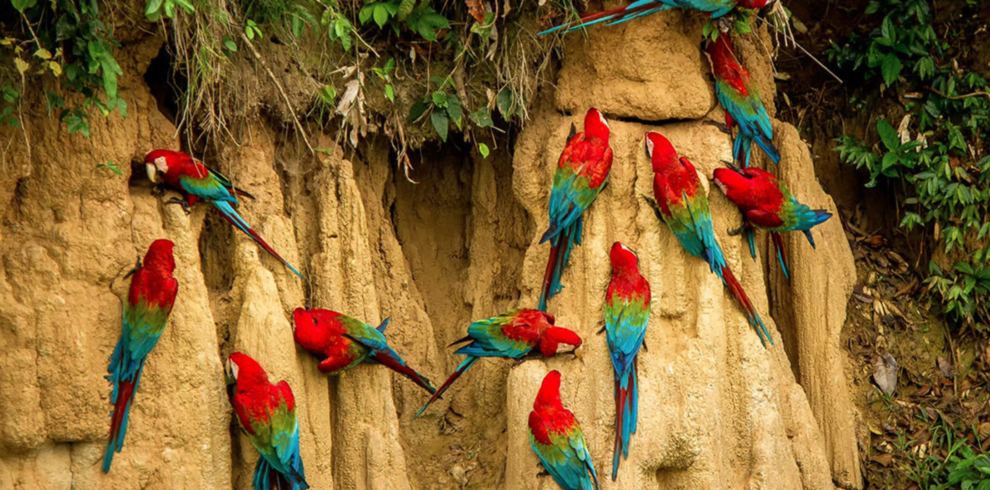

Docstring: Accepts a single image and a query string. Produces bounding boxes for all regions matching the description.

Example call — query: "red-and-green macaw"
[103,239,178,473]
[143,149,302,278]
[645,132,773,347]
[713,165,831,279]
[603,242,650,481]
[291,308,436,394]
[528,370,600,490]
[538,0,774,36]
[416,309,582,417]
[539,108,613,312]
[226,352,309,490]
[708,34,780,169]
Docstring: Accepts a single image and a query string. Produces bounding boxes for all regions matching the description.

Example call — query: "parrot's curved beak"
[225,358,239,385]
[145,163,159,184]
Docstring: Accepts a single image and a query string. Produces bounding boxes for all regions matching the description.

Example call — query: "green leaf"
[479,143,490,159]
[408,99,428,122]
[445,96,462,128]
[877,119,900,151]
[373,4,390,28]
[359,5,374,25]
[396,0,415,21]
[223,35,238,52]
[145,0,164,19]
[12,0,37,13]
[496,90,514,118]
[469,107,493,128]
[384,84,394,103]
[174,0,194,14]
[431,91,448,108]
[431,111,448,142]
[881,53,902,86]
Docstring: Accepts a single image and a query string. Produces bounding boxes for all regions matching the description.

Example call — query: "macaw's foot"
[727,221,750,237]
[597,324,606,335]
[704,119,732,136]
[164,197,192,215]
[642,339,648,352]
[124,256,143,279]
[536,469,550,478]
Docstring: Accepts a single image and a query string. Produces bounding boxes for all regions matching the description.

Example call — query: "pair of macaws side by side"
[538,0,775,36]
[292,308,436,395]
[143,149,303,279]
[227,352,309,490]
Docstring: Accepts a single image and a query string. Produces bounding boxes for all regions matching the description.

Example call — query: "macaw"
[528,370,600,490]
[539,108,613,311]
[645,132,773,347]
[708,34,780,169]
[143,149,303,279]
[103,239,178,473]
[291,308,436,395]
[538,0,773,36]
[416,309,582,417]
[226,352,309,490]
[603,242,650,480]
[713,165,831,279]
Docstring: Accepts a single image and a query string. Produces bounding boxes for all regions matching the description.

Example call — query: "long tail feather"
[539,221,580,311]
[754,133,781,165]
[370,348,437,395]
[771,232,790,280]
[103,378,137,473]
[537,1,664,36]
[745,228,757,259]
[415,356,479,418]
[253,455,309,490]
[611,361,638,481]
[719,264,773,347]
[213,201,303,279]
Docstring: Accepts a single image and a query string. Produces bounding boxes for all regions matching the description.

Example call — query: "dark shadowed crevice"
[142,44,183,126]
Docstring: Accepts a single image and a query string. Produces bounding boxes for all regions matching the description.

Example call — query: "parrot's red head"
[609,241,639,271]
[226,352,269,390]
[143,149,191,183]
[713,166,773,195]
[534,370,563,411]
[539,326,582,358]
[144,239,176,273]
[583,108,610,142]
[645,132,678,173]
[291,307,313,335]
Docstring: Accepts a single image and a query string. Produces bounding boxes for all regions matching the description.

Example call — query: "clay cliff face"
[0,11,860,490]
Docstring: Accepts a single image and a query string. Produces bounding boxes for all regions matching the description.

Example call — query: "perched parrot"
[713,165,832,279]
[538,0,774,36]
[103,239,178,473]
[645,132,773,347]
[143,149,303,279]
[539,108,614,311]
[528,370,600,490]
[708,34,780,169]
[416,309,582,417]
[226,352,309,490]
[291,308,436,395]
[603,242,650,480]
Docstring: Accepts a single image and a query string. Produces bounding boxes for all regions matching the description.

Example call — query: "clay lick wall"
[0,10,861,490]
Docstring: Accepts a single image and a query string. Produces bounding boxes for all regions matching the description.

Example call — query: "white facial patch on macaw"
[646,137,655,158]
[714,178,728,194]
[617,243,636,258]
[596,110,609,130]
[154,156,168,173]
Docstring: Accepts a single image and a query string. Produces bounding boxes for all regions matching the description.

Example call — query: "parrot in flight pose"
[143,149,303,279]
[644,132,773,347]
[227,352,309,490]
[528,370,600,490]
[708,34,780,170]
[539,108,613,312]
[603,242,650,480]
[416,309,582,417]
[713,165,832,279]
[538,0,774,36]
[103,239,178,473]
[291,308,436,395]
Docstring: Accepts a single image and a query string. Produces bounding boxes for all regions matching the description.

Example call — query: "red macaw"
[708,34,780,169]
[713,165,832,279]
[528,370,600,490]
[538,0,774,36]
[103,239,178,473]
[143,149,302,278]
[226,352,309,490]
[603,242,650,480]
[539,108,613,311]
[416,309,582,417]
[291,308,436,394]
[645,132,772,347]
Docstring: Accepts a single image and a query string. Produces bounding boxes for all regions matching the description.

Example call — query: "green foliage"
[408,78,462,142]
[371,58,395,103]
[357,0,449,41]
[829,0,990,327]
[145,0,195,22]
[0,84,19,127]
[893,410,990,489]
